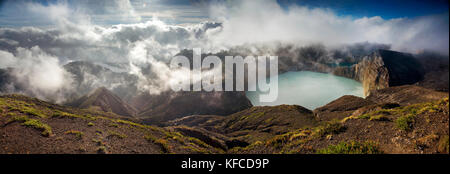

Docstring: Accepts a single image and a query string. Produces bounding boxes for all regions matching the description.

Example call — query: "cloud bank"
[0,0,448,102]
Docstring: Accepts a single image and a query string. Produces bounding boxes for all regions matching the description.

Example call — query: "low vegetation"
[350,98,448,131]
[7,115,52,137]
[438,135,449,153]
[316,141,382,154]
[107,131,127,139]
[154,139,170,153]
[65,130,84,139]
[0,94,448,154]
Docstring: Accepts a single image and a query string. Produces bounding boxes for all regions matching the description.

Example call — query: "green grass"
[108,123,119,128]
[354,98,449,131]
[265,120,345,150]
[240,112,265,121]
[97,146,107,154]
[144,134,157,142]
[87,122,95,126]
[52,111,95,120]
[358,111,391,121]
[8,115,29,123]
[65,130,84,139]
[368,115,390,121]
[188,137,210,148]
[22,119,52,137]
[181,145,208,154]
[8,115,52,137]
[92,138,105,146]
[317,141,382,154]
[115,119,161,132]
[357,114,370,119]
[5,112,16,117]
[438,135,449,153]
[154,139,170,153]
[266,132,293,148]
[395,113,415,131]
[107,131,127,139]
[9,105,46,118]
[317,120,346,136]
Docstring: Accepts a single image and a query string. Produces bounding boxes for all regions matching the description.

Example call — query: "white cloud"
[0,46,74,103]
[207,0,449,54]
[0,0,448,101]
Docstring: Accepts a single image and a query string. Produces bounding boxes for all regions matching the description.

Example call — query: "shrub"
[9,116,52,137]
[22,119,52,137]
[144,134,157,142]
[10,105,46,118]
[380,103,400,109]
[107,131,127,139]
[188,137,210,148]
[108,123,119,128]
[21,107,46,118]
[438,135,449,153]
[266,132,292,148]
[154,139,170,153]
[8,115,29,123]
[368,115,390,121]
[52,111,95,120]
[358,114,370,119]
[395,114,415,131]
[97,146,107,154]
[6,112,16,117]
[92,138,105,146]
[318,121,346,136]
[65,130,84,139]
[317,141,382,154]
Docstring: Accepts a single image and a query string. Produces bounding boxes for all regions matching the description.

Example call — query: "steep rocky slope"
[226,89,448,154]
[314,95,375,121]
[414,52,449,92]
[333,50,424,96]
[67,87,137,117]
[167,85,448,154]
[132,91,253,125]
[168,105,320,144]
[366,85,448,105]
[0,94,221,154]
[1,85,448,154]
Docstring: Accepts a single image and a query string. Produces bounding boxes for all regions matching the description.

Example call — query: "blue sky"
[277,0,449,19]
[0,0,448,26]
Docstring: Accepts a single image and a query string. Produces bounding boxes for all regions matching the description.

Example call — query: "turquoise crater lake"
[246,71,364,110]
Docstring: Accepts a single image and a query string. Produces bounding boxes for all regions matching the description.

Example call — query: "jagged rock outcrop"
[333,50,424,96]
[67,87,136,117]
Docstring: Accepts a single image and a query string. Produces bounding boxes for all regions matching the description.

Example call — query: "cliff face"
[333,50,424,96]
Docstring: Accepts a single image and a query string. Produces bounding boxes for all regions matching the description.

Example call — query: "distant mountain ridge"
[67,87,136,117]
